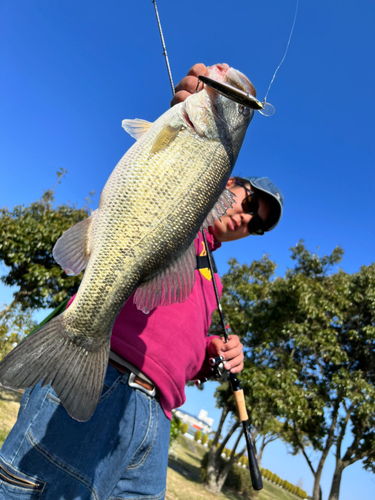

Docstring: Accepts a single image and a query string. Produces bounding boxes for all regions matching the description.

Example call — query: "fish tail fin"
[0,315,109,422]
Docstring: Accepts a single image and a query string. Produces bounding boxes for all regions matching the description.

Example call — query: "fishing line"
[263,0,299,105]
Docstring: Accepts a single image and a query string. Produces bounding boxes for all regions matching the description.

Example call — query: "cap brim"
[249,182,282,231]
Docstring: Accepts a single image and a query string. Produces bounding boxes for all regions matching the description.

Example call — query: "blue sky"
[0,1,374,498]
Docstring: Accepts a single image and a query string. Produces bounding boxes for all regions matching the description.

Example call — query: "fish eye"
[238,105,251,118]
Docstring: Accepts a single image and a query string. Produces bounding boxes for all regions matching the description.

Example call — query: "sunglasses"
[235,181,265,235]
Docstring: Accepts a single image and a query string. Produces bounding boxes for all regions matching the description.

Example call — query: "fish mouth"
[182,108,197,132]
[200,64,262,110]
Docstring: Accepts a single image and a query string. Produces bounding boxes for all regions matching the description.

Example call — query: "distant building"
[173,408,214,438]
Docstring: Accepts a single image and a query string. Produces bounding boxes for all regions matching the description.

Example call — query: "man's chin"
[209,226,225,243]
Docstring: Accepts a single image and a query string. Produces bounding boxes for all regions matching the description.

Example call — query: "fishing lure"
[198,75,275,116]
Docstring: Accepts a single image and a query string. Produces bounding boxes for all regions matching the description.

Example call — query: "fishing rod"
[152,0,263,491]
[202,231,263,490]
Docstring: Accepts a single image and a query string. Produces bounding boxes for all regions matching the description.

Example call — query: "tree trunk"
[0,289,38,321]
[216,421,240,457]
[205,428,245,494]
[204,404,229,492]
[257,435,265,465]
[327,461,344,500]
[0,298,17,321]
[311,465,324,500]
[295,399,341,500]
[215,431,245,491]
[204,477,223,495]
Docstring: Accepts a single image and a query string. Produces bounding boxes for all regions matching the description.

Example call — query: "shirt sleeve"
[192,335,221,380]
[66,294,77,308]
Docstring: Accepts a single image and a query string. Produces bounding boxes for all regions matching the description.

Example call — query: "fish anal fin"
[133,240,196,313]
[53,209,98,276]
[121,119,153,140]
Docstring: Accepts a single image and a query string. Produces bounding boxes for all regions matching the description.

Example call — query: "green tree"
[223,242,375,500]
[0,305,36,361]
[181,422,189,435]
[201,434,208,445]
[169,414,181,446]
[194,430,202,442]
[0,170,92,319]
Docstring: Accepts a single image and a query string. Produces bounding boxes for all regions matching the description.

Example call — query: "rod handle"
[244,424,263,490]
[233,389,249,422]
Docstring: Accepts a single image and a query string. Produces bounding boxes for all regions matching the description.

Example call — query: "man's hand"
[171,63,209,106]
[208,335,244,374]
[171,63,231,106]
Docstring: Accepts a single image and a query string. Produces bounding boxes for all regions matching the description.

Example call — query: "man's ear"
[226,177,236,189]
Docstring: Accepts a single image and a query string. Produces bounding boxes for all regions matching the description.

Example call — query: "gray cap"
[241,176,284,231]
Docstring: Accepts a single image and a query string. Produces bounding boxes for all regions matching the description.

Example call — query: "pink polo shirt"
[68,231,222,419]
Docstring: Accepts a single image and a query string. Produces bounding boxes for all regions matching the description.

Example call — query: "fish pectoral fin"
[200,188,237,231]
[0,314,110,422]
[53,209,98,276]
[121,118,153,140]
[133,240,196,313]
[150,123,184,156]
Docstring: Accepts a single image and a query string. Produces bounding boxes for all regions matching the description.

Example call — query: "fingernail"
[225,364,231,370]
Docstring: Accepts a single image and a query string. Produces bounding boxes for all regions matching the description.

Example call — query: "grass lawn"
[0,386,22,447]
[0,387,298,499]
[168,434,299,500]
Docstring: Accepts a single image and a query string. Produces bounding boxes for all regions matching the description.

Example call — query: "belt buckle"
[128,372,156,397]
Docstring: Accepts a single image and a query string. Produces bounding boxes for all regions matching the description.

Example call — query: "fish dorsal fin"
[133,240,196,314]
[52,209,98,276]
[121,119,153,140]
[200,188,236,231]
[150,123,184,155]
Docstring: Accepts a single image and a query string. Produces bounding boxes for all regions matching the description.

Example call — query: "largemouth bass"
[0,64,256,421]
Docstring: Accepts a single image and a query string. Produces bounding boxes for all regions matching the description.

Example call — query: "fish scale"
[0,64,256,421]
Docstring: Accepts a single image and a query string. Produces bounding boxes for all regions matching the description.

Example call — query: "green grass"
[0,386,23,447]
[168,435,300,500]
[168,434,206,479]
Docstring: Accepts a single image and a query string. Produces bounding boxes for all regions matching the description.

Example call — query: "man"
[0,64,283,500]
